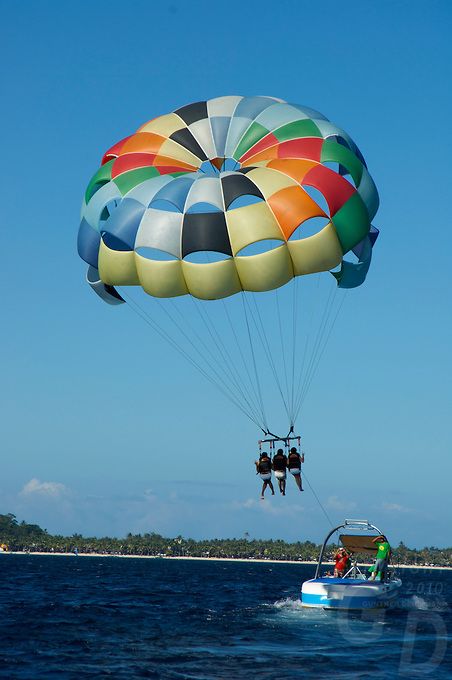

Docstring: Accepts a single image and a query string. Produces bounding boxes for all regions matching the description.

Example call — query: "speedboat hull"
[301,577,402,610]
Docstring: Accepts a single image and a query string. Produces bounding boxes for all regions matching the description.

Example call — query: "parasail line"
[188,297,264,427]
[302,468,334,529]
[241,292,269,433]
[120,289,267,431]
[294,284,337,417]
[295,274,321,414]
[290,275,300,425]
[294,290,348,422]
[221,298,265,421]
[159,296,269,427]
[274,287,291,420]
[155,297,258,414]
[245,293,292,424]
[294,280,340,419]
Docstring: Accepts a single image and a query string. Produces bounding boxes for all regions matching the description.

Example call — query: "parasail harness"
[258,426,302,459]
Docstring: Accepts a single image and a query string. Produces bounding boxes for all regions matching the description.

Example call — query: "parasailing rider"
[255,452,275,499]
[272,448,288,496]
[287,447,304,492]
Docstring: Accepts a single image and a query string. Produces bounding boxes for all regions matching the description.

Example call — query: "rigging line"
[274,287,291,417]
[302,468,334,529]
[293,281,337,416]
[245,293,292,423]
[290,275,300,425]
[192,297,261,417]
[294,290,348,421]
[154,296,259,419]
[300,282,339,405]
[248,292,292,423]
[188,297,263,426]
[293,288,336,420]
[241,292,269,432]
[221,298,264,416]
[199,252,264,422]
[128,292,265,431]
[176,297,262,426]
[294,274,321,415]
[195,305,263,428]
[120,289,265,431]
[169,295,253,419]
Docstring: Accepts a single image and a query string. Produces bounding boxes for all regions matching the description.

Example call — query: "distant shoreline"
[3,552,451,570]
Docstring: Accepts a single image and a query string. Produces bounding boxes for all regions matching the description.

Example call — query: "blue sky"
[1,0,451,548]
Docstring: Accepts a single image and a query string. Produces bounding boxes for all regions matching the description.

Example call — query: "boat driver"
[369,535,391,581]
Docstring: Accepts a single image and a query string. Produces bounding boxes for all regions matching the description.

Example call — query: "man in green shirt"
[369,535,391,581]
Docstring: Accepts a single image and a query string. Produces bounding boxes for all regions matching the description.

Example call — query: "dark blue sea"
[0,556,450,679]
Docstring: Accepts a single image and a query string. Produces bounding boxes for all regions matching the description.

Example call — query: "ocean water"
[0,556,450,679]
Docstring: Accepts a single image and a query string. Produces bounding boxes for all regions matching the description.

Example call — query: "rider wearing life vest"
[255,452,275,499]
[272,448,287,496]
[287,447,304,491]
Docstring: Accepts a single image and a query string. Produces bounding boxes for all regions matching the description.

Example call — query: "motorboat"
[301,519,402,610]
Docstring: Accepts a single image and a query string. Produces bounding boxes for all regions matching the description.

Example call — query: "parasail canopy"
[78,96,379,305]
[77,97,380,434]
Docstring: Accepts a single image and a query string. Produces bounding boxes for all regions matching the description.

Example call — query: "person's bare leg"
[261,481,266,498]
[294,474,302,491]
[269,481,275,495]
[282,479,286,495]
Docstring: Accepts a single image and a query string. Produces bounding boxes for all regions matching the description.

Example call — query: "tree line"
[1,513,450,566]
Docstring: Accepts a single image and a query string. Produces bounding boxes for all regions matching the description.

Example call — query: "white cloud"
[381,502,411,513]
[326,495,357,512]
[20,478,69,499]
[228,498,305,517]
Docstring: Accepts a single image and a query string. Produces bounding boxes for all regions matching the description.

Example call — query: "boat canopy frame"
[314,519,383,579]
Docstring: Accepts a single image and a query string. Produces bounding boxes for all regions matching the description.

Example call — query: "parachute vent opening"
[221,158,241,172]
[183,251,232,264]
[237,239,284,257]
[101,233,132,252]
[135,247,179,262]
[99,199,120,223]
[199,159,221,176]
[186,202,222,214]
[338,172,358,189]
[86,180,109,203]
[322,160,340,175]
[289,217,330,241]
[227,194,265,210]
[301,186,330,215]
[329,261,343,274]
[342,249,360,265]
[149,199,182,213]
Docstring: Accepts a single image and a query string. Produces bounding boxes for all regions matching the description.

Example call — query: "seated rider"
[287,447,304,491]
[272,448,287,496]
[369,535,391,582]
[254,452,275,499]
[334,548,351,578]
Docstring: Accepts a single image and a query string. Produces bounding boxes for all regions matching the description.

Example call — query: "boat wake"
[273,597,304,611]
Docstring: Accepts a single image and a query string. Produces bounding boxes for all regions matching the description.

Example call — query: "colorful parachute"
[78,96,380,433]
[78,96,379,305]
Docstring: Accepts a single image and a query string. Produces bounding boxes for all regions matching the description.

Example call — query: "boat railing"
[343,561,366,579]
